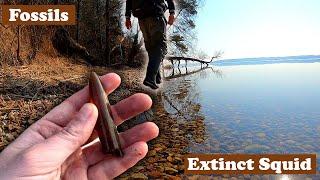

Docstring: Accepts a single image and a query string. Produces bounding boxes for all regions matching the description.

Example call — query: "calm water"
[162,62,320,177]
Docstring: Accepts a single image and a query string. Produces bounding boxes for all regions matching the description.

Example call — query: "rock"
[256,132,266,138]
[285,140,295,144]
[261,175,270,180]
[174,157,183,162]
[130,173,148,179]
[6,134,15,141]
[195,138,204,143]
[244,144,270,152]
[135,166,144,171]
[165,175,181,180]
[156,166,165,172]
[165,167,178,174]
[148,150,157,156]
[8,124,14,130]
[251,175,261,180]
[28,119,35,124]
[172,128,179,132]
[147,157,157,163]
[154,147,163,151]
[302,144,314,150]
[243,174,251,179]
[118,177,129,180]
[177,165,185,171]
[148,171,162,178]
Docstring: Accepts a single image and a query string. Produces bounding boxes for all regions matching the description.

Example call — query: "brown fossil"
[89,72,124,157]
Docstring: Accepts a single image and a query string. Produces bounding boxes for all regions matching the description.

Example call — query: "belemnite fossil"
[89,72,123,157]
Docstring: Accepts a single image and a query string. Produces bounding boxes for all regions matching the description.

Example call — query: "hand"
[0,73,159,180]
[168,15,175,25]
[125,18,132,29]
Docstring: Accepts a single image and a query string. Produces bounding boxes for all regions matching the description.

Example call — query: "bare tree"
[76,0,81,42]
[105,0,110,65]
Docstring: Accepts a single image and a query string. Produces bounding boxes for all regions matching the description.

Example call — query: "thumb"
[41,103,98,163]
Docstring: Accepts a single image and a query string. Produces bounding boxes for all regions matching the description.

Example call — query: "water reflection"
[164,65,223,80]
[162,63,320,178]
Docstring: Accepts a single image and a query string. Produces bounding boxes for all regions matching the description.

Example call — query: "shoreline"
[2,57,318,179]
[0,55,192,178]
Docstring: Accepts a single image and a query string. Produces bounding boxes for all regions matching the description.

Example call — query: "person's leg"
[139,18,159,89]
[156,69,162,84]
[144,16,167,88]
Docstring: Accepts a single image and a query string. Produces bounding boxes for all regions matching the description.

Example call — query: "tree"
[168,0,204,56]
[105,0,110,65]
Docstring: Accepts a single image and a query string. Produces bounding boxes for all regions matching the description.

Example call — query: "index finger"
[41,73,121,126]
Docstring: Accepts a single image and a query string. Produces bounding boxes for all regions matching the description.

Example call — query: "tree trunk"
[76,0,81,42]
[16,25,21,63]
[96,0,102,49]
[105,0,110,65]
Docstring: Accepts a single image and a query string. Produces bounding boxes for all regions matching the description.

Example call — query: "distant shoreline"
[213,55,320,66]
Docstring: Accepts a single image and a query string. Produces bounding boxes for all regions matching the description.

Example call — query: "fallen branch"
[167,56,212,64]
[167,53,222,65]
[166,51,223,65]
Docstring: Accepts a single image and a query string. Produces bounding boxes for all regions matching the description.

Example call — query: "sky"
[195,0,320,59]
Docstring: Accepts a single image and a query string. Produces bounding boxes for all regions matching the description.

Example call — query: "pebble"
[148,171,162,178]
[244,144,270,152]
[130,173,148,179]
[164,167,178,175]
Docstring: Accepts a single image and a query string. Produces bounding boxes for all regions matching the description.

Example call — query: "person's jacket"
[125,0,175,19]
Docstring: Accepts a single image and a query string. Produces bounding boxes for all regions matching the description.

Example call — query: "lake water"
[162,61,320,178]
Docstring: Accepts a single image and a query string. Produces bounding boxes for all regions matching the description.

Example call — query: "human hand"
[125,18,132,29]
[0,73,159,180]
[168,15,175,25]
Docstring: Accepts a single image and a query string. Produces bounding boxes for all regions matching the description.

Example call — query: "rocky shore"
[0,55,190,179]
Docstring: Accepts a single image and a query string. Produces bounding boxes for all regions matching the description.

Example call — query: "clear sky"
[195,0,320,59]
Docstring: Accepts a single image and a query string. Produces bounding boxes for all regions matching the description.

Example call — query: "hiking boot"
[143,79,159,90]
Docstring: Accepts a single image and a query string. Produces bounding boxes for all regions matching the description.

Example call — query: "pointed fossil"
[89,72,123,157]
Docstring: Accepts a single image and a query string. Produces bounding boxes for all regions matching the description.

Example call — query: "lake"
[162,59,320,178]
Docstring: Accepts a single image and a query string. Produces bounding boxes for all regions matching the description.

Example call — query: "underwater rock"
[256,132,266,138]
[244,144,270,152]
[165,167,179,175]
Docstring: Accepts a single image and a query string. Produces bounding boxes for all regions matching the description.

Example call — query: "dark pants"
[139,16,167,82]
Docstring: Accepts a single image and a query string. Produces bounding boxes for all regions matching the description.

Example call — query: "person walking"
[125,0,175,89]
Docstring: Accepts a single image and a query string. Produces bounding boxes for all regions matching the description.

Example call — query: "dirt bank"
[0,55,148,149]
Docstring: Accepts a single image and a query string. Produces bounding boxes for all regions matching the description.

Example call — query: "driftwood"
[167,56,215,65]
[52,28,97,65]
[166,52,222,68]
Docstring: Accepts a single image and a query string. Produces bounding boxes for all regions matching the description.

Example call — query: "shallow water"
[162,62,320,178]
